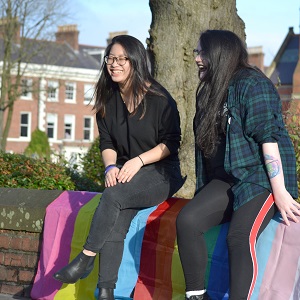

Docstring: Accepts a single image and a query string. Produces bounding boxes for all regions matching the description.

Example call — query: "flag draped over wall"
[31,192,300,300]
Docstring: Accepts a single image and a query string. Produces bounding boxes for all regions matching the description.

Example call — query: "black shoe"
[186,293,211,300]
[98,288,114,300]
[53,252,95,284]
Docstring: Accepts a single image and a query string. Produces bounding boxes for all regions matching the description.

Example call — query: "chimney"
[0,17,21,44]
[288,27,294,34]
[247,46,265,72]
[55,24,79,51]
[106,31,128,45]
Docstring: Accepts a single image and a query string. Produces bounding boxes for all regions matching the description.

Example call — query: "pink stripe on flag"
[31,191,97,300]
[258,215,300,300]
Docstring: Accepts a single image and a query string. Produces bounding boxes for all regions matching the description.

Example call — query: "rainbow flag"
[31,191,101,300]
[31,193,300,300]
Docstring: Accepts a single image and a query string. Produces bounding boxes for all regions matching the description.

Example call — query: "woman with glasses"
[176,30,299,300]
[53,35,185,300]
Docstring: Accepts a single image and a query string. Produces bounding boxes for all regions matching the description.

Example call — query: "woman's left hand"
[117,156,144,183]
[274,189,300,226]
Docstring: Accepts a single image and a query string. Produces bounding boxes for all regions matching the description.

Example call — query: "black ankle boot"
[53,252,95,284]
[98,288,114,300]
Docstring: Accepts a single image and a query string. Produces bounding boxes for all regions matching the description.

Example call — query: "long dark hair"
[194,29,251,157]
[93,35,161,117]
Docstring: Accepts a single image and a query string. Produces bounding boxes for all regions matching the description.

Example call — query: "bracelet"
[105,164,117,175]
[138,155,144,166]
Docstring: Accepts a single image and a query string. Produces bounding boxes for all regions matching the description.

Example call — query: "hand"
[273,189,300,226]
[105,166,119,187]
[117,157,144,183]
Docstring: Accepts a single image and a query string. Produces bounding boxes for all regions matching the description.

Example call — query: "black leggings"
[176,179,276,300]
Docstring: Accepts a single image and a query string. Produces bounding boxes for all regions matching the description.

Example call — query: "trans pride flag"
[31,192,300,300]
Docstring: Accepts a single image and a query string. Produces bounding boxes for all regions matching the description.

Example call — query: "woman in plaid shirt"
[176,30,299,300]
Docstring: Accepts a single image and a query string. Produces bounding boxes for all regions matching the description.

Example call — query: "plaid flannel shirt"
[195,68,298,210]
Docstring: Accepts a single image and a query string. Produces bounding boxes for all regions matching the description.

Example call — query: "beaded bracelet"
[104,164,117,175]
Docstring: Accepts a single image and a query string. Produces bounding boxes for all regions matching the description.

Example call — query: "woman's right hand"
[105,166,120,187]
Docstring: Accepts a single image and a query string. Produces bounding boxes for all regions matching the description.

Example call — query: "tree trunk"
[148,0,245,198]
[1,104,13,150]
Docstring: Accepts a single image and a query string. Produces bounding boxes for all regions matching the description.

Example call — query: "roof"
[268,28,299,85]
[79,44,106,64]
[0,38,101,70]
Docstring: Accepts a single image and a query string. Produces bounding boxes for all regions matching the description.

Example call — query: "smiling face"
[194,42,207,80]
[106,43,132,87]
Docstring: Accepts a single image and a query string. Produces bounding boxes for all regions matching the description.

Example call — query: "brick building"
[241,28,300,116]
[0,24,105,163]
[266,27,300,113]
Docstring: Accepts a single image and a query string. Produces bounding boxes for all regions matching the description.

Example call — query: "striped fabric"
[247,194,274,300]
[31,191,100,300]
[31,192,300,300]
[133,198,189,299]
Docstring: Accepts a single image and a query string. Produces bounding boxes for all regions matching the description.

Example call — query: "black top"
[96,85,181,165]
[204,102,234,184]
[204,133,234,183]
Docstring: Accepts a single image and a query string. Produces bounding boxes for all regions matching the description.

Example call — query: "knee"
[101,189,120,208]
[176,209,197,234]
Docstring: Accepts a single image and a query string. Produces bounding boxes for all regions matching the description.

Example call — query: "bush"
[0,137,106,192]
[24,128,51,159]
[0,152,75,190]
[81,137,105,188]
[66,168,104,193]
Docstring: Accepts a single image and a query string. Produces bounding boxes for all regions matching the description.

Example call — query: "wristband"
[105,164,117,175]
[138,155,144,166]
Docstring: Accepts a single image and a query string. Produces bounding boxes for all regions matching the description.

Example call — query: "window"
[83,116,93,141]
[64,115,75,140]
[21,79,32,99]
[46,113,57,139]
[47,81,59,101]
[65,82,76,102]
[84,84,94,104]
[20,112,31,138]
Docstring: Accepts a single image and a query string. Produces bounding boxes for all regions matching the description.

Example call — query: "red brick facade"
[1,24,105,163]
[0,229,41,297]
[5,77,99,155]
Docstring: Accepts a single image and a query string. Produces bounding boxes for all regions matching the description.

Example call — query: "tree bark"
[148,0,245,198]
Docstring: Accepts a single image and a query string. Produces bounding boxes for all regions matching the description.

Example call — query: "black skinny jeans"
[176,179,276,300]
[84,162,184,289]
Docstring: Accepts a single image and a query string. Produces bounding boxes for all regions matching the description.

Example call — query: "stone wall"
[0,188,62,298]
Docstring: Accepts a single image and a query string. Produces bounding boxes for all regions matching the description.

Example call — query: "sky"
[69,0,300,66]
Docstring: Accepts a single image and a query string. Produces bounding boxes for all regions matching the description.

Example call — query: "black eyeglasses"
[104,55,129,66]
[193,49,204,58]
